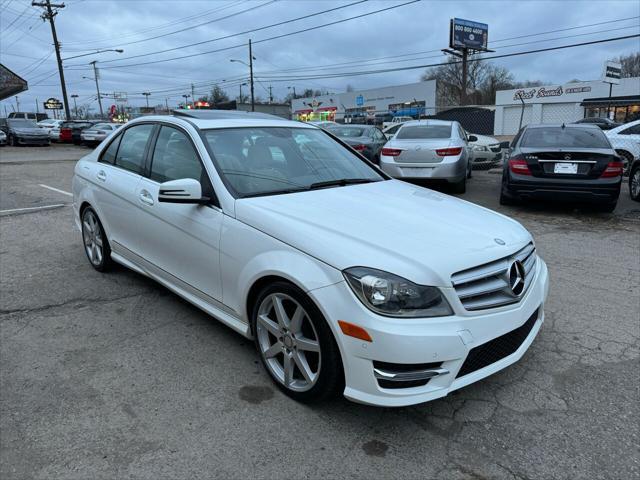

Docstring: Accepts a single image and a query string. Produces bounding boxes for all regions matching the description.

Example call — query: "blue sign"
[450,18,488,50]
[355,95,364,106]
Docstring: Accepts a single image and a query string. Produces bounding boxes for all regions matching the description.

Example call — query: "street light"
[239,82,247,104]
[61,49,124,61]
[88,61,105,119]
[142,92,151,108]
[70,94,78,118]
[230,39,256,111]
[287,86,297,99]
[182,94,191,108]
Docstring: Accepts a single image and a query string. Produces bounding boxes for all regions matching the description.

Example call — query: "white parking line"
[39,184,73,197]
[0,204,68,216]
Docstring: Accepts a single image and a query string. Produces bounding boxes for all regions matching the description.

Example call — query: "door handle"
[139,189,154,206]
[96,170,107,182]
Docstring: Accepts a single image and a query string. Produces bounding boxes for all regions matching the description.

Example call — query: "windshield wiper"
[308,178,377,190]
[241,187,308,198]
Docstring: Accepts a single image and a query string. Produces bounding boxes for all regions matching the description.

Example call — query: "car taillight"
[381,148,402,157]
[352,144,366,151]
[600,161,624,178]
[508,158,532,175]
[435,147,463,156]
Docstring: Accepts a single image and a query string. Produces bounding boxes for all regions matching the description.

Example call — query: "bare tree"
[208,85,229,105]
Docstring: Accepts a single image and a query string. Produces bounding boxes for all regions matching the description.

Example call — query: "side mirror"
[467,135,478,142]
[158,178,210,204]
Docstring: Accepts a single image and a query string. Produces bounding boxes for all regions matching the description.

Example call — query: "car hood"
[472,134,500,146]
[235,180,532,286]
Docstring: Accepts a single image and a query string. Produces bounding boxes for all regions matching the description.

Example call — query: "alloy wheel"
[256,293,321,392]
[632,169,640,199]
[82,210,104,266]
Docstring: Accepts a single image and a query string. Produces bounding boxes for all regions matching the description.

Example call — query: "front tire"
[81,207,112,271]
[251,281,343,403]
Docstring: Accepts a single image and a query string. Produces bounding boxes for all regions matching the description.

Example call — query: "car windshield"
[326,127,366,137]
[396,125,452,139]
[202,127,384,197]
[521,127,611,148]
[8,119,37,128]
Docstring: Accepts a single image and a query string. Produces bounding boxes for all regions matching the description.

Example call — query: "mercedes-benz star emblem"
[509,260,526,296]
[494,238,506,245]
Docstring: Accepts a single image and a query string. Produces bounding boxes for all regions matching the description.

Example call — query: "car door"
[133,124,223,302]
[92,123,154,256]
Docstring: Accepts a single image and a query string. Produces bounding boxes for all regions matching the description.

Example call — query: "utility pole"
[191,84,195,107]
[142,92,151,108]
[15,96,20,112]
[460,48,468,105]
[239,83,245,104]
[165,98,169,112]
[32,0,70,120]
[35,98,39,114]
[89,61,104,118]
[249,39,255,112]
[71,94,78,118]
[268,85,273,104]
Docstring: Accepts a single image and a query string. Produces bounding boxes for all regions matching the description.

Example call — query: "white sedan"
[72,111,549,407]
[605,119,640,167]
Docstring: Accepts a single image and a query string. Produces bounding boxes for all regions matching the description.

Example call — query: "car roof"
[128,111,316,130]
[401,119,455,126]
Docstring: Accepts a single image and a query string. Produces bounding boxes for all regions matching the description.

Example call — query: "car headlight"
[472,145,488,152]
[343,267,453,318]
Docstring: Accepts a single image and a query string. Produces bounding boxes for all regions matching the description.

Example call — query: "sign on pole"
[602,61,622,85]
[43,97,63,110]
[449,18,488,50]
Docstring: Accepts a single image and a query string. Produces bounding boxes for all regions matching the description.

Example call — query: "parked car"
[308,121,337,129]
[500,124,623,212]
[379,120,476,193]
[49,124,62,142]
[382,115,413,129]
[468,133,504,169]
[6,118,50,146]
[72,110,548,407]
[574,117,621,130]
[60,121,98,144]
[381,121,407,140]
[604,119,640,169]
[629,156,640,202]
[81,122,121,147]
[0,130,6,146]
[325,124,387,163]
[8,112,49,122]
[37,118,63,135]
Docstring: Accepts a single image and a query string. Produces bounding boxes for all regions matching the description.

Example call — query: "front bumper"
[379,155,467,183]
[16,136,49,145]
[309,257,549,407]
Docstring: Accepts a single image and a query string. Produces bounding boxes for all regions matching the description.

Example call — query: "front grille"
[489,145,502,153]
[451,243,537,311]
[456,308,539,378]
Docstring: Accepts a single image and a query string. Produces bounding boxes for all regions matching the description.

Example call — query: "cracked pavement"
[1,145,639,479]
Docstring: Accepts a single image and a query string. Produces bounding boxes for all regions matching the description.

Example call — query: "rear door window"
[114,124,154,174]
[100,135,122,165]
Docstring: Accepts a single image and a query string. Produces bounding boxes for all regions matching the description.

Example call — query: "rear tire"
[630,165,640,202]
[451,176,466,194]
[251,281,344,403]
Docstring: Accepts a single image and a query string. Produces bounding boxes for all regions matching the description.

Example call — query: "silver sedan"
[379,120,475,193]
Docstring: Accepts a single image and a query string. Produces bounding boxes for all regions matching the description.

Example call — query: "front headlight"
[472,145,488,152]
[343,267,453,318]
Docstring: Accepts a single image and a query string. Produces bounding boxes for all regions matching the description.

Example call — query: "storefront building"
[494,77,640,135]
[291,81,437,123]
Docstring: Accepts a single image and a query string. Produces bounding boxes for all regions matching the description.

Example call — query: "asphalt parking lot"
[1,144,639,480]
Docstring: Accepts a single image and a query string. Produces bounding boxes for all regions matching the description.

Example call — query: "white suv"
[72,110,549,407]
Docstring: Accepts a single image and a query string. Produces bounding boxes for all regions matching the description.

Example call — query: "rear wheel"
[251,281,343,403]
[616,150,634,173]
[630,165,640,202]
[451,175,466,194]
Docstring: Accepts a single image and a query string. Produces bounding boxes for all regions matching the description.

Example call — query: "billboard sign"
[602,61,622,85]
[43,97,63,110]
[450,18,488,50]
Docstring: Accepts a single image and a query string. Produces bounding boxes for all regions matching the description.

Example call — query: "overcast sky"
[1,0,639,114]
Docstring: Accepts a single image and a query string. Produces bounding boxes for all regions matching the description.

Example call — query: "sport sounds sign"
[43,97,63,110]
[603,61,622,85]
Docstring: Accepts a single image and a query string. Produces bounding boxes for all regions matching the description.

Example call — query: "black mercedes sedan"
[325,125,387,164]
[500,124,623,212]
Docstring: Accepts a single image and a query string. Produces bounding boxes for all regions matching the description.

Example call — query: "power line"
[89,0,369,66]
[76,0,420,69]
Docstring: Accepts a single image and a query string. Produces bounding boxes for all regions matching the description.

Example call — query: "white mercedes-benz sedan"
[72,110,549,407]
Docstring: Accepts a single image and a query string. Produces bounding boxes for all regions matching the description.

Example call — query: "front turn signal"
[338,320,373,342]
